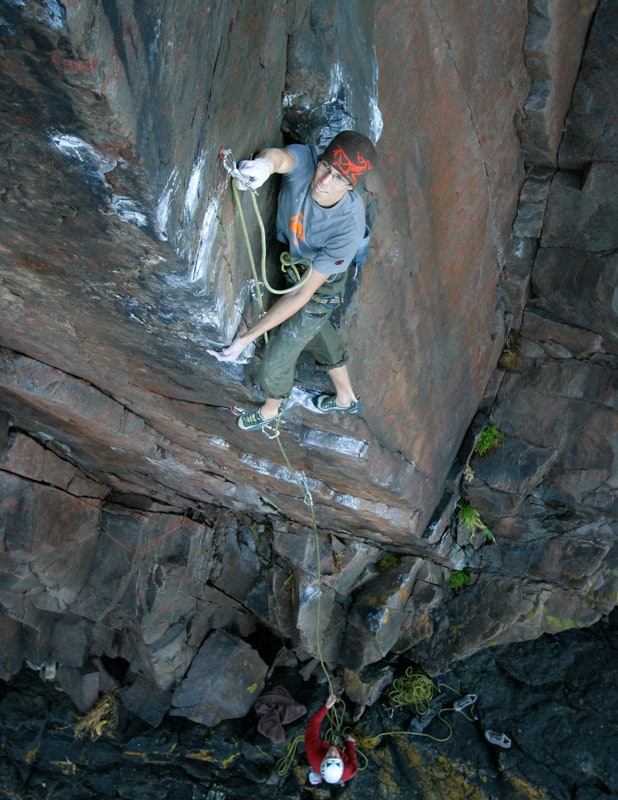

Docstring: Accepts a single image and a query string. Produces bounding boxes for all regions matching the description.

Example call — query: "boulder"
[20,611,55,671]
[272,524,334,577]
[0,614,24,681]
[540,164,618,252]
[293,571,342,663]
[170,630,267,726]
[466,435,558,523]
[522,304,605,359]
[209,516,263,601]
[560,0,618,166]
[0,472,99,615]
[0,432,107,498]
[120,676,172,727]
[55,663,101,713]
[50,616,92,669]
[343,663,394,708]
[126,584,257,692]
[531,249,618,354]
[341,557,421,670]
[491,359,618,516]
[520,0,596,165]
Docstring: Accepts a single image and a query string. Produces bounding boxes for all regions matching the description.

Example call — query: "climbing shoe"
[484,730,512,749]
[236,408,281,432]
[308,770,322,786]
[454,693,477,712]
[312,394,362,415]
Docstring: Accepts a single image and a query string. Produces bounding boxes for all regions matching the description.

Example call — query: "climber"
[305,693,357,786]
[208,130,377,432]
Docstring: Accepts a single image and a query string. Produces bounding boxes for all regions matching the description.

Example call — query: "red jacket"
[304,703,358,783]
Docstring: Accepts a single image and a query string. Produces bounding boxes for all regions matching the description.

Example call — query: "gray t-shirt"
[276,144,366,293]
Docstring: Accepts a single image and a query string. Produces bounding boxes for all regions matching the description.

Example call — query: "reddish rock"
[1,434,107,499]
[520,0,598,165]
[0,0,615,725]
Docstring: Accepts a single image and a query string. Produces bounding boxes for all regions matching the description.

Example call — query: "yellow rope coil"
[275,733,304,777]
[388,668,436,716]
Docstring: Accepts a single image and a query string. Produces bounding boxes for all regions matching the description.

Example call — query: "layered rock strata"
[0,0,615,727]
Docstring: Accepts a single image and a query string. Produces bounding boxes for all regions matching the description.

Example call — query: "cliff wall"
[0,0,615,731]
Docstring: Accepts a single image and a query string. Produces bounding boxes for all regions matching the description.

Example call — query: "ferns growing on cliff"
[456,500,495,543]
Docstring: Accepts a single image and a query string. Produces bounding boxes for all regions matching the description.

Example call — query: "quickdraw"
[228,405,281,439]
[218,146,314,318]
[219,147,258,193]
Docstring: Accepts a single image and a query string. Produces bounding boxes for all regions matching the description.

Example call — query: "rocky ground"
[1,609,616,800]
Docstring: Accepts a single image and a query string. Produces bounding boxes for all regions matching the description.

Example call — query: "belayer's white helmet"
[320,756,344,784]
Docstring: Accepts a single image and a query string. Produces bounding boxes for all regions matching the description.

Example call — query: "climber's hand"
[326,694,337,709]
[207,336,251,363]
[236,158,272,190]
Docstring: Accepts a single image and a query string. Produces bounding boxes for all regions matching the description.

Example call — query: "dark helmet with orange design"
[321,130,377,187]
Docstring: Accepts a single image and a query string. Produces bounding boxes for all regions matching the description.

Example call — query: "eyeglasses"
[317,160,352,189]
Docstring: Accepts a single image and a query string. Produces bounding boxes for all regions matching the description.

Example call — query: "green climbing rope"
[230,179,314,345]
[224,167,480,772]
[388,667,437,715]
[270,413,333,695]
[274,732,304,776]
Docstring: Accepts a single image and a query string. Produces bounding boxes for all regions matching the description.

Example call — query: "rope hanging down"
[218,151,331,690]
[220,147,479,778]
[269,412,333,694]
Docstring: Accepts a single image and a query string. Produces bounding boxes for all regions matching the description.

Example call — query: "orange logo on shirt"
[290,213,305,245]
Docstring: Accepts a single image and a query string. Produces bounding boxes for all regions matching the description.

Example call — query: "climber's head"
[321,130,377,187]
[311,130,376,207]
[320,753,344,784]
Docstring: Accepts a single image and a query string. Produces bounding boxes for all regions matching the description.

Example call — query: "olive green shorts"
[260,299,349,400]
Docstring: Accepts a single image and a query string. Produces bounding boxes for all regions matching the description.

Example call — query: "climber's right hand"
[236,157,272,190]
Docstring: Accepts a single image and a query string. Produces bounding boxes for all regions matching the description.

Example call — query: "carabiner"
[218,146,257,193]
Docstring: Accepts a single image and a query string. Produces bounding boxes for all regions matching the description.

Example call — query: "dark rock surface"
[1,610,616,799]
[0,6,616,798]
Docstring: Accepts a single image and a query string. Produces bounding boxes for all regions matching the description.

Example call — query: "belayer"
[209,130,377,432]
[305,693,357,786]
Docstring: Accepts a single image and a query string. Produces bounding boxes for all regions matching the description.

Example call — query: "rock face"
[0,0,616,748]
[0,611,616,800]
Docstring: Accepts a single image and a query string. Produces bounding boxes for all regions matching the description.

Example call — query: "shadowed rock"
[170,630,268,726]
